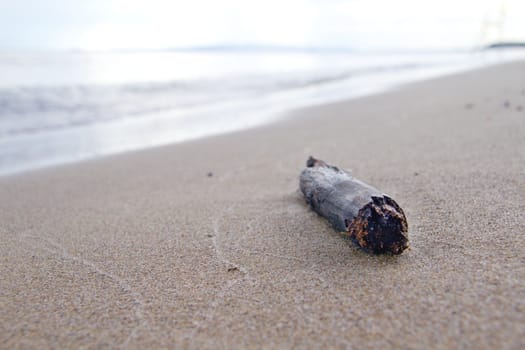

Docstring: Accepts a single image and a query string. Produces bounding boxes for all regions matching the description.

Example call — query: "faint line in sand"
[185,213,255,342]
[210,217,248,274]
[19,231,150,347]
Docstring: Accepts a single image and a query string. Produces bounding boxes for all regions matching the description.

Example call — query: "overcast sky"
[0,0,523,50]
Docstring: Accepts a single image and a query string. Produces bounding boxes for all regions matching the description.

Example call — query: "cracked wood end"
[300,156,409,255]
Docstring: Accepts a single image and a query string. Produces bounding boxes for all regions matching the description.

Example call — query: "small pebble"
[503,101,510,108]
[517,105,523,112]
[207,172,213,177]
[464,103,473,109]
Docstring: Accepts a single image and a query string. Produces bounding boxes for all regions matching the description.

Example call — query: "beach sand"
[1,61,524,349]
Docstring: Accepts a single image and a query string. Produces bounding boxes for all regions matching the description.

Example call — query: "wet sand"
[1,61,524,349]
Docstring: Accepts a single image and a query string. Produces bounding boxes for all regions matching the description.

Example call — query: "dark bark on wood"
[300,157,409,254]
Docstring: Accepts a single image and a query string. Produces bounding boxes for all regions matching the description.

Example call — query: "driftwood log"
[300,157,409,254]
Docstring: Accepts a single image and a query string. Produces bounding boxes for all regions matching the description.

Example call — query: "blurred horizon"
[1,0,524,52]
[1,0,525,175]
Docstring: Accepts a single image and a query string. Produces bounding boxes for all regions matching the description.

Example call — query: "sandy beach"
[1,61,524,349]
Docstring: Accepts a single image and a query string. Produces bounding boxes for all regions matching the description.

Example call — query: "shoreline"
[2,52,525,177]
[1,60,524,348]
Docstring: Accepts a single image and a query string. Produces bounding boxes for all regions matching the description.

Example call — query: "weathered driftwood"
[300,157,409,254]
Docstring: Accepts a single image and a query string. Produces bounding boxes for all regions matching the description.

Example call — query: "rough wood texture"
[300,157,409,254]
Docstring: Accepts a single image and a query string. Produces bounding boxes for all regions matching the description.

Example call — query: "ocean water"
[1,49,524,175]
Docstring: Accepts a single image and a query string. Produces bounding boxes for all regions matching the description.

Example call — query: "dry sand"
[1,61,524,349]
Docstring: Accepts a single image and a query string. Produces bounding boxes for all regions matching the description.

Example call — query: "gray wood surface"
[300,157,409,254]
